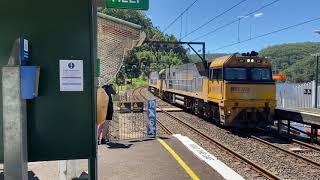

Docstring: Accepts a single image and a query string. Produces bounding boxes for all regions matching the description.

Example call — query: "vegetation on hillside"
[101,9,191,83]
[260,42,320,83]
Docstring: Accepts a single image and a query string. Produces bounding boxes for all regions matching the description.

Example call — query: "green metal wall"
[0,0,96,161]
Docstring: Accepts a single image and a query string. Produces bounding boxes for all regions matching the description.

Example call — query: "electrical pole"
[314,29,320,108]
[315,55,319,108]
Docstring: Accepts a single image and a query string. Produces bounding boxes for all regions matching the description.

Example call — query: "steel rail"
[250,135,320,169]
[257,127,320,153]
[137,87,173,135]
[251,129,320,169]
[151,103,280,180]
[291,139,320,152]
[139,87,279,179]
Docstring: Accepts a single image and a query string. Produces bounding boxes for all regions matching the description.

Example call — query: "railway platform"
[275,107,320,141]
[0,135,243,180]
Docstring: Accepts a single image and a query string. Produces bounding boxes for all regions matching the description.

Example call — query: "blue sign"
[20,36,29,62]
[68,62,75,69]
[20,66,38,99]
[147,100,157,137]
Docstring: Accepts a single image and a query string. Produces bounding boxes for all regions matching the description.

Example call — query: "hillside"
[189,53,229,63]
[259,42,320,83]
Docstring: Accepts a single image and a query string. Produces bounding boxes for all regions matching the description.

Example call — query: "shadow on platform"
[106,142,133,149]
[106,136,170,149]
[0,171,39,180]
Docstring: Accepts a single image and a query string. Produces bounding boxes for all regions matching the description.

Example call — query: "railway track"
[137,87,280,180]
[141,87,320,170]
[136,87,174,135]
[250,128,320,168]
[258,127,320,152]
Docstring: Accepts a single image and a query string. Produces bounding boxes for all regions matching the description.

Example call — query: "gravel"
[142,88,320,180]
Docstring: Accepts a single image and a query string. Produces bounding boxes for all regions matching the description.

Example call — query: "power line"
[163,0,200,33]
[212,16,320,52]
[181,0,249,40]
[192,0,281,41]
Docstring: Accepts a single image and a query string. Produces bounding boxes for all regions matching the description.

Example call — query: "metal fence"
[108,93,148,142]
[276,81,317,109]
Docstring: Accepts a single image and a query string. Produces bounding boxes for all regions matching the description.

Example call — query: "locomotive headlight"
[247,59,250,62]
[251,59,254,62]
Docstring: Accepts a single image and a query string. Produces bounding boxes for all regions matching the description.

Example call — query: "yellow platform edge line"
[157,138,200,180]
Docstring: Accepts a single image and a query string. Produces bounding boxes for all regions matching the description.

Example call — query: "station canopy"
[97,12,146,86]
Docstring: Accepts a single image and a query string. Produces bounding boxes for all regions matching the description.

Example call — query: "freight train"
[149,53,276,128]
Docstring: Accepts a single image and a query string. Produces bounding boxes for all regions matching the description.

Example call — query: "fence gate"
[108,99,148,142]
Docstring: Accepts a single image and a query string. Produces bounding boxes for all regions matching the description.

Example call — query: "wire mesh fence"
[108,93,148,142]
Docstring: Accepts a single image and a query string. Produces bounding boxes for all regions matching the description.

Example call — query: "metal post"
[2,66,28,180]
[89,158,97,180]
[315,55,319,108]
[59,161,67,180]
[287,120,291,136]
[71,160,77,179]
[131,69,133,85]
[202,43,206,63]
[277,119,281,135]
[315,127,318,143]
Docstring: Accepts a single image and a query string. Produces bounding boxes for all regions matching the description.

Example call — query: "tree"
[101,9,191,79]
[260,42,320,83]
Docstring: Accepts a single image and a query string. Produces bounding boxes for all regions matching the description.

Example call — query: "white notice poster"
[59,60,83,91]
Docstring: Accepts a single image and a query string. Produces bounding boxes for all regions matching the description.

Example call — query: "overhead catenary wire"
[163,0,200,33]
[192,0,281,41]
[212,16,320,52]
[181,0,249,40]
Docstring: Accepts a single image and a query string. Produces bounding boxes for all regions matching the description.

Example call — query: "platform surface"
[276,107,320,125]
[0,136,225,180]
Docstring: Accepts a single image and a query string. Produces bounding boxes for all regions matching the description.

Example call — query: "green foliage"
[260,42,320,83]
[101,9,190,80]
[115,77,148,92]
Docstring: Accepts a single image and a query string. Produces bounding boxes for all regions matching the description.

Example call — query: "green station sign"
[106,0,149,10]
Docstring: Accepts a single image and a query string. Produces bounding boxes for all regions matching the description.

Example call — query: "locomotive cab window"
[224,68,247,80]
[210,68,222,80]
[159,74,166,80]
[251,68,272,81]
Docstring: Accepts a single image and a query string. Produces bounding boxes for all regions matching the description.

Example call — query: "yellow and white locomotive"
[149,53,276,128]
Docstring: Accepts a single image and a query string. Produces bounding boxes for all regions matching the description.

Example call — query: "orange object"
[272,74,286,81]
[306,128,320,137]
[97,87,109,125]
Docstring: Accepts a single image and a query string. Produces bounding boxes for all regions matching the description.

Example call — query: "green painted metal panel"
[0,0,96,161]
[106,0,149,10]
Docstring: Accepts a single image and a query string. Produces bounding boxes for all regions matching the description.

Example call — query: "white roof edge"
[97,12,142,30]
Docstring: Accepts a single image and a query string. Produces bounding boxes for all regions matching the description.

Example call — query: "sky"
[145,0,320,54]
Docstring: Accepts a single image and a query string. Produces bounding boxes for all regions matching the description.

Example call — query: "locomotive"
[149,53,276,128]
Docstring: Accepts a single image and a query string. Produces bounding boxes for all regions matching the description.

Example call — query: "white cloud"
[254,13,263,18]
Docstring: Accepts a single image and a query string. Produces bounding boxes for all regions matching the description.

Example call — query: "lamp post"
[313,30,320,108]
[131,65,137,86]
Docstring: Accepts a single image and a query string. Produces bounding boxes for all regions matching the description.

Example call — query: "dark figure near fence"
[102,83,116,143]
